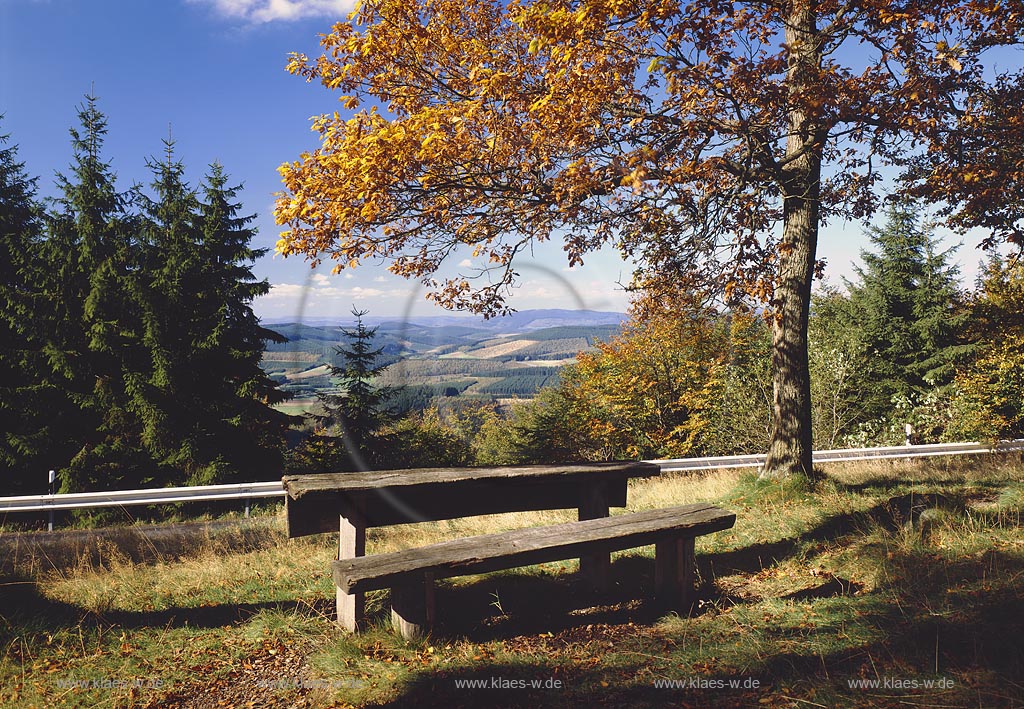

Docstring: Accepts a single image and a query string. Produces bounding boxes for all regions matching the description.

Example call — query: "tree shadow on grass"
[704,489,1018,580]
[0,572,334,643]
[700,500,897,578]
[357,550,1024,709]
[834,475,1010,495]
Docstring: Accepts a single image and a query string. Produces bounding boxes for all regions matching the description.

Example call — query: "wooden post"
[338,508,366,631]
[390,575,434,640]
[655,536,696,612]
[578,481,611,592]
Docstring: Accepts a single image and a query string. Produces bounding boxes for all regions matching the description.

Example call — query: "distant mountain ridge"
[263,308,627,331]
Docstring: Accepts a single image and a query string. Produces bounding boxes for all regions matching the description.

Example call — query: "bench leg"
[338,512,366,632]
[655,537,696,612]
[391,575,434,640]
[578,484,611,592]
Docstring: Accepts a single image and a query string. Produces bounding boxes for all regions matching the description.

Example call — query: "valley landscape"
[261,310,627,416]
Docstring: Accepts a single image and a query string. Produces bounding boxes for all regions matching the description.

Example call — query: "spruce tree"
[41,95,152,493]
[188,162,292,484]
[133,138,203,482]
[843,201,970,422]
[316,308,395,470]
[0,122,45,493]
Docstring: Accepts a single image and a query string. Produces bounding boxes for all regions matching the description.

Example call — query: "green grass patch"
[2,455,1023,707]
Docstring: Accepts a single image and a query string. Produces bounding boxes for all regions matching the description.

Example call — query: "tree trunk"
[762,192,818,479]
[761,1,822,480]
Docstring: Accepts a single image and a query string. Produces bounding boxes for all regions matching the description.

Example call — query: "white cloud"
[262,283,307,299]
[194,0,353,23]
[373,276,389,283]
[311,273,331,286]
[260,282,411,315]
[458,259,473,268]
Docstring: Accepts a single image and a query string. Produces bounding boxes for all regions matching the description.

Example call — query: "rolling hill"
[261,310,626,414]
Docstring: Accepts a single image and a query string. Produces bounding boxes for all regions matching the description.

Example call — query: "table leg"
[338,510,366,631]
[578,482,611,592]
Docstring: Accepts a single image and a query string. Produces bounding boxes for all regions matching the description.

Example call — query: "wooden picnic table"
[282,461,661,630]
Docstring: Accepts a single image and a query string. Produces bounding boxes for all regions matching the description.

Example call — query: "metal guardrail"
[0,481,285,514]
[1,440,1021,519]
[649,439,1024,473]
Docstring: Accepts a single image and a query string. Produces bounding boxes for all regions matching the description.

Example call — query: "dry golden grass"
[260,352,320,363]
[5,454,1023,708]
[288,364,333,380]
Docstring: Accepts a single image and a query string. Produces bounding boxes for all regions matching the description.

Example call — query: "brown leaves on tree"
[274,0,1024,475]
[274,0,1023,314]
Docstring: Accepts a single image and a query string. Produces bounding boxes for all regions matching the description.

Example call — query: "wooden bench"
[283,462,661,630]
[332,502,736,639]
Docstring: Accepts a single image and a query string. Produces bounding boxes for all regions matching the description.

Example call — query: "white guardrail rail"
[0,481,285,514]
[1,440,1022,517]
[649,439,1024,473]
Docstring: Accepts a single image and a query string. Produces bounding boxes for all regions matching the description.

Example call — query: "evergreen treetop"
[843,201,972,419]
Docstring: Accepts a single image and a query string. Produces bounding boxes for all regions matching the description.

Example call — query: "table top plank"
[282,461,660,499]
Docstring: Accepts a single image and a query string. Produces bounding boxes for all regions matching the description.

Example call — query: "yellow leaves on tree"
[557,291,767,460]
[944,334,1024,443]
[273,0,1024,313]
[274,0,1024,478]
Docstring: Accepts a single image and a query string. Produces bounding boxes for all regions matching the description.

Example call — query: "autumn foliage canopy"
[276,0,1020,304]
[275,0,1024,476]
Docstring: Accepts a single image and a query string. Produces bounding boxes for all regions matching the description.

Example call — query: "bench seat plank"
[332,503,735,595]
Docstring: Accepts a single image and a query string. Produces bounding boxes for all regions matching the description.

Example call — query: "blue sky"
[0,0,1002,322]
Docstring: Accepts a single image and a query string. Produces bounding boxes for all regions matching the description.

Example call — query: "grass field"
[2,456,1023,708]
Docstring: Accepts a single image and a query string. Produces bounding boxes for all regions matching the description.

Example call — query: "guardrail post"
[245,497,251,518]
[47,469,55,532]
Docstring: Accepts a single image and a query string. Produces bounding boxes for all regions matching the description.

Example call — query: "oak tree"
[275,0,1024,478]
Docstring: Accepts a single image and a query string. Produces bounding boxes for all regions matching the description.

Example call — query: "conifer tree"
[0,122,45,493]
[188,163,292,484]
[133,138,203,482]
[843,202,970,422]
[317,308,396,470]
[133,152,293,485]
[41,95,152,493]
